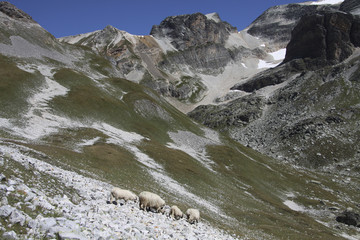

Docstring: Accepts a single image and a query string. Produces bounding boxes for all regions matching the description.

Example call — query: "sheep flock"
[108,187,200,224]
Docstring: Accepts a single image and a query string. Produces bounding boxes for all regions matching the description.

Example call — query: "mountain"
[60,12,284,113]
[0,1,360,239]
[189,0,360,170]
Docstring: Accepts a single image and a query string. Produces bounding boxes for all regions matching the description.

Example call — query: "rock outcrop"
[150,12,237,51]
[0,1,35,23]
[247,3,339,48]
[283,11,360,66]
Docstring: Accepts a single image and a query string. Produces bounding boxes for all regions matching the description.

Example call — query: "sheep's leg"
[109,193,115,203]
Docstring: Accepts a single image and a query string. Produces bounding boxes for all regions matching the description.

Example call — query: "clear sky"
[7,0,313,38]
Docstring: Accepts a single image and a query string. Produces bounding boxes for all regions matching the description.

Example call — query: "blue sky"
[8,0,309,38]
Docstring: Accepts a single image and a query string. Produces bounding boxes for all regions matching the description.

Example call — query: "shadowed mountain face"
[246,2,339,48]
[283,11,360,66]
[0,1,360,239]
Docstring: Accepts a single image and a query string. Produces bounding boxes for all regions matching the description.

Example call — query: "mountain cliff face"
[246,2,339,49]
[283,11,360,66]
[1,1,360,239]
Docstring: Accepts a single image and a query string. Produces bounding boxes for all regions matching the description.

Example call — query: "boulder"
[0,205,14,218]
[336,209,360,227]
[2,231,17,240]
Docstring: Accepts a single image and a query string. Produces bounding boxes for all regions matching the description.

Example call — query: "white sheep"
[139,191,165,213]
[186,208,200,224]
[170,205,183,220]
[109,187,137,204]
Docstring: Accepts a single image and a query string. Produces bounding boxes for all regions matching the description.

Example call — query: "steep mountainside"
[189,0,360,172]
[1,1,360,239]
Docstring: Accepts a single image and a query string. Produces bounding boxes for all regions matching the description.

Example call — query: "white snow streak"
[257,59,279,69]
[310,0,343,5]
[78,137,101,147]
[283,200,306,212]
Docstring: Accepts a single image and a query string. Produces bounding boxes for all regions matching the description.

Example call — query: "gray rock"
[0,205,15,218]
[2,231,17,240]
[27,219,38,229]
[38,217,57,232]
[9,208,26,226]
[58,231,87,240]
[0,196,8,206]
[0,173,6,181]
[7,179,17,185]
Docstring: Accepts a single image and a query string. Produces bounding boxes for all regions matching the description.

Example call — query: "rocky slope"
[0,143,237,240]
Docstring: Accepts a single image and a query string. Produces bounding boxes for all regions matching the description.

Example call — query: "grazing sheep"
[170,205,183,220]
[109,187,137,204]
[186,208,200,224]
[139,191,165,213]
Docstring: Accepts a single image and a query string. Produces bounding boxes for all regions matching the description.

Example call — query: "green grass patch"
[0,54,42,118]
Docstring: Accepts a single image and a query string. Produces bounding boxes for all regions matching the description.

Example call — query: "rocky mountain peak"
[246,3,339,48]
[150,12,237,51]
[283,10,360,66]
[0,1,35,23]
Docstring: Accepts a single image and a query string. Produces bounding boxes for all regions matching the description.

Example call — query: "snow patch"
[205,13,221,23]
[283,200,305,212]
[92,122,143,146]
[257,59,279,69]
[310,0,343,5]
[269,48,286,61]
[78,137,101,147]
